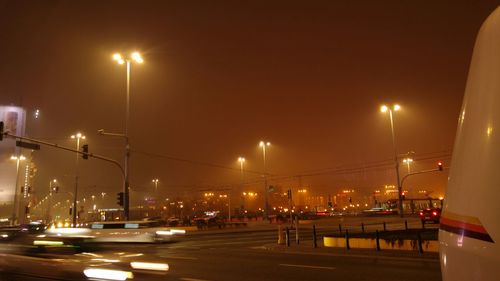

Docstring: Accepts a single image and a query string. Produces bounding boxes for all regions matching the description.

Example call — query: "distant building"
[0,106,26,218]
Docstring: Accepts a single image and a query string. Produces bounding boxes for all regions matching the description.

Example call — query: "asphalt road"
[0,216,442,281]
[123,221,441,281]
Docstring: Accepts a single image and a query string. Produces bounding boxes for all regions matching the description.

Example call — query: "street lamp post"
[380,104,403,217]
[71,132,85,226]
[152,178,159,209]
[152,178,159,191]
[219,194,231,222]
[112,52,143,221]
[237,157,245,212]
[259,141,271,218]
[46,179,57,223]
[10,155,26,225]
[403,158,413,174]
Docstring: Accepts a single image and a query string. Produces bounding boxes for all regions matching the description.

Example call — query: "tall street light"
[46,178,57,223]
[380,104,403,217]
[402,158,413,174]
[152,178,159,191]
[10,155,26,225]
[237,157,245,181]
[71,132,85,226]
[151,179,160,204]
[112,51,143,220]
[237,157,245,214]
[259,141,271,218]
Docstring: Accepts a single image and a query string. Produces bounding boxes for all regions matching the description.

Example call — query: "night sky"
[1,1,499,206]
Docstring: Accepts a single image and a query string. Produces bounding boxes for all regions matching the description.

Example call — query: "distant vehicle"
[192,216,225,228]
[298,212,319,220]
[362,207,396,216]
[419,208,441,224]
[167,217,180,226]
[87,220,185,243]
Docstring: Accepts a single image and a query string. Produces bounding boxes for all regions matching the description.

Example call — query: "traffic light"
[82,144,89,160]
[25,206,30,214]
[53,186,59,193]
[402,192,406,200]
[438,162,443,171]
[117,192,124,206]
[0,121,3,141]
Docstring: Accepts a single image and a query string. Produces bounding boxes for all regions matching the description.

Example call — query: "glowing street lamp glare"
[259,141,271,147]
[112,53,122,61]
[394,104,401,111]
[380,105,388,113]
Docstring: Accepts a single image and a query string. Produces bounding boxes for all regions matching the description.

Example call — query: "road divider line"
[180,278,212,281]
[279,263,336,270]
[159,255,198,260]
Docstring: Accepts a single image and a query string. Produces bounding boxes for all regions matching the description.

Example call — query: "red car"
[419,208,441,223]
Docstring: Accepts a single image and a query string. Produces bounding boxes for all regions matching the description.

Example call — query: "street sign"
[16,140,40,150]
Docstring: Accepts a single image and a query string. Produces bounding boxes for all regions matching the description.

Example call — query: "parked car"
[419,208,441,224]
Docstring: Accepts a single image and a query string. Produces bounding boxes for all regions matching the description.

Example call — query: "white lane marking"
[279,263,336,270]
[180,278,212,281]
[159,255,198,260]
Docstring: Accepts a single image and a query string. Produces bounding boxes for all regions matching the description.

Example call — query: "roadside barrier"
[276,219,439,253]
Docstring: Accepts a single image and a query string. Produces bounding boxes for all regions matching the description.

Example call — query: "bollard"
[285,227,290,247]
[405,220,408,230]
[345,229,350,250]
[417,231,423,254]
[421,220,426,229]
[313,225,317,248]
[376,230,381,251]
[278,224,284,245]
[338,223,342,233]
[383,221,386,231]
[361,223,365,233]
[295,218,300,245]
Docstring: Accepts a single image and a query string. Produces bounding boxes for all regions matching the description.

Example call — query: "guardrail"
[277,219,439,253]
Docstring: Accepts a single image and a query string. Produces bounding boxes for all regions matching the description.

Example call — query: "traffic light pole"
[2,133,126,221]
[399,165,446,206]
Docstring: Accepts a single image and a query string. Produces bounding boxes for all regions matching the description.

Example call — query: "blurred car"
[0,233,169,280]
[87,220,186,243]
[419,208,441,224]
[0,222,46,242]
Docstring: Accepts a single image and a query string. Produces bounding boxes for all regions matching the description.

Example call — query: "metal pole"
[11,157,21,225]
[295,218,299,244]
[262,145,269,219]
[46,181,52,223]
[124,60,131,221]
[72,138,79,227]
[312,225,317,248]
[228,196,231,222]
[389,110,403,217]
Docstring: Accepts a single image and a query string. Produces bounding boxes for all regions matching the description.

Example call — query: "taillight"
[419,212,423,216]
[432,211,438,216]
